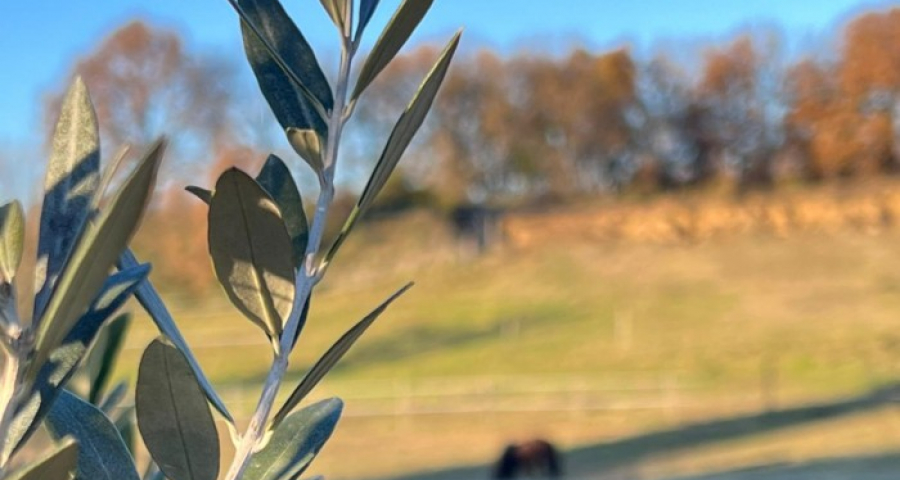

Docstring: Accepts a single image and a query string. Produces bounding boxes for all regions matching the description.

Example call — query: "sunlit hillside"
[108,190,900,479]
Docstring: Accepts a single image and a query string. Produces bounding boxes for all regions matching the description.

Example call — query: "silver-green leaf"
[233,0,333,136]
[34,76,101,323]
[318,0,347,32]
[209,168,295,341]
[245,398,342,480]
[136,338,219,480]
[10,267,148,457]
[28,140,163,382]
[256,154,308,270]
[326,32,460,266]
[0,200,24,283]
[286,128,324,175]
[118,249,234,425]
[356,0,380,40]
[45,390,139,480]
[5,437,78,480]
[351,0,435,101]
[184,186,212,204]
[272,283,412,427]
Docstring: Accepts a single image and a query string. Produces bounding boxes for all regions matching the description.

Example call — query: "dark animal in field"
[492,439,562,478]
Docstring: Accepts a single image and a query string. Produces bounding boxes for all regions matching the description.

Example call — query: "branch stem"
[222,28,355,480]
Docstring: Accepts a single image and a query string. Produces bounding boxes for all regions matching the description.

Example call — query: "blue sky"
[0,0,898,198]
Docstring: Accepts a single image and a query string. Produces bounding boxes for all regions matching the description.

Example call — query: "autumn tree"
[837,9,900,174]
[508,48,641,196]
[429,50,525,204]
[44,20,252,180]
[633,54,715,189]
[43,19,261,295]
[697,34,786,190]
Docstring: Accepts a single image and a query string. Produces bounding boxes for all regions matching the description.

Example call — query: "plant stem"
[0,343,21,472]
[222,34,354,480]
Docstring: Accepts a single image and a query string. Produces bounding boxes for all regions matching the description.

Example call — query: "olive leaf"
[0,200,25,282]
[256,154,309,270]
[318,0,347,32]
[45,390,139,480]
[33,76,101,323]
[286,128,324,175]
[86,313,130,404]
[28,139,163,383]
[185,186,212,204]
[325,32,461,267]
[272,283,412,427]
[208,168,295,341]
[118,249,234,425]
[351,0,435,102]
[5,437,78,480]
[12,266,148,456]
[137,338,219,480]
[244,398,342,480]
[356,0,380,40]
[233,0,334,136]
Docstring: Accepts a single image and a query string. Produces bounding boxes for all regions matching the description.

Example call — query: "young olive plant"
[0,76,163,480]
[137,1,462,480]
[0,0,458,479]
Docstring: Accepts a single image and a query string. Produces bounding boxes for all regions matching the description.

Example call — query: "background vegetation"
[9,3,900,480]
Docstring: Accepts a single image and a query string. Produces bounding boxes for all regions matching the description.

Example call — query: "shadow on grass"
[374,384,900,480]
[662,451,900,480]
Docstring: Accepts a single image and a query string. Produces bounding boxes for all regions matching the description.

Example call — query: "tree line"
[417,8,900,204]
[29,8,900,293]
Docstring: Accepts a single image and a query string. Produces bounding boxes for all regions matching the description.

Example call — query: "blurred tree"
[43,19,265,296]
[512,48,641,195]
[784,58,850,179]
[697,34,786,190]
[837,9,900,174]
[43,20,252,180]
[633,54,713,189]
[430,50,524,204]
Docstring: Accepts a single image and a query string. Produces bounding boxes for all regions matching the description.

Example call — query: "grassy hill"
[113,207,900,479]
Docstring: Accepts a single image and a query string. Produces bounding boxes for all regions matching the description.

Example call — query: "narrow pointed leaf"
[286,128,324,175]
[233,0,333,135]
[245,398,342,480]
[291,296,312,350]
[98,381,129,414]
[351,0,434,101]
[12,266,148,454]
[318,0,346,31]
[34,76,101,322]
[118,249,234,424]
[28,140,163,382]
[272,283,412,427]
[358,32,460,212]
[209,168,295,340]
[5,437,78,480]
[326,33,460,266]
[93,144,132,209]
[356,0,380,40]
[45,390,139,480]
[0,200,24,282]
[256,154,308,269]
[185,186,212,204]
[113,405,137,455]
[137,339,219,480]
[87,313,130,404]
[1,394,38,465]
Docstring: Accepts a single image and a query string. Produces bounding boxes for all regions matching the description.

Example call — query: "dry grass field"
[108,185,900,479]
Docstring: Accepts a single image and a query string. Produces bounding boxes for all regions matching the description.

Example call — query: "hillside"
[112,191,900,479]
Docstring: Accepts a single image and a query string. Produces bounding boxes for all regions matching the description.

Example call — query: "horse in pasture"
[492,439,562,478]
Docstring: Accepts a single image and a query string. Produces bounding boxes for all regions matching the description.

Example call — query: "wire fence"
[207,372,694,420]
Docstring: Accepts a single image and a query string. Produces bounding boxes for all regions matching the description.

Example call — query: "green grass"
[112,210,900,479]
